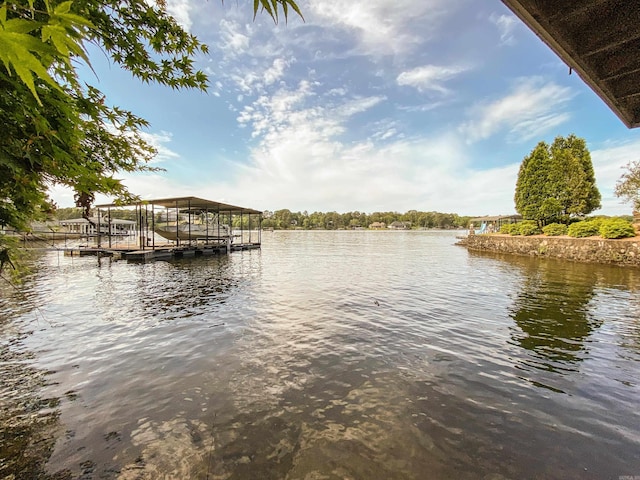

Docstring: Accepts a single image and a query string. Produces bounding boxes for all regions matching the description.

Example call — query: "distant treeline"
[53,207,137,220]
[261,209,471,230]
[52,207,471,230]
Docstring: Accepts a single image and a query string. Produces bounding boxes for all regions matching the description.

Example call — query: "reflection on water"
[0,298,61,479]
[509,259,601,372]
[1,232,639,479]
[94,255,242,323]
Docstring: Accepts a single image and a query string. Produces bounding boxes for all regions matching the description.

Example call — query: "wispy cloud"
[460,77,575,143]
[237,80,322,140]
[489,13,518,46]
[308,0,459,56]
[139,131,181,164]
[397,64,469,94]
[263,58,291,86]
[206,78,518,214]
[370,119,401,142]
[218,19,251,59]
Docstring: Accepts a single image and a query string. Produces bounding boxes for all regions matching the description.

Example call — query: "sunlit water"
[1,230,639,479]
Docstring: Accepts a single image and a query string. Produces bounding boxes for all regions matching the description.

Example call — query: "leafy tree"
[615,160,640,211]
[515,135,601,225]
[0,0,302,269]
[273,209,293,229]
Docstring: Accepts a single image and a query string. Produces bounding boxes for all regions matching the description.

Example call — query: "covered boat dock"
[65,196,262,262]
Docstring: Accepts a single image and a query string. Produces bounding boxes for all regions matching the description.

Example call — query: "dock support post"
[107,207,112,248]
[175,200,180,246]
[97,208,101,248]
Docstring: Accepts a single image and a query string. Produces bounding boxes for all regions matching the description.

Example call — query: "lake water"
[1,230,639,479]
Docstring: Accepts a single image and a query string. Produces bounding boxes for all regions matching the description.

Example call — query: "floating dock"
[64,243,260,262]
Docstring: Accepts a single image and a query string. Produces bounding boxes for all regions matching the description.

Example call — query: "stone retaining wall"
[461,234,640,267]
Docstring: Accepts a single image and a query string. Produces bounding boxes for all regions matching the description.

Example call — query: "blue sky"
[51,0,640,216]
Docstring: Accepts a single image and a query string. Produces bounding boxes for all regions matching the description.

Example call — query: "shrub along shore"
[499,217,636,240]
[460,218,640,267]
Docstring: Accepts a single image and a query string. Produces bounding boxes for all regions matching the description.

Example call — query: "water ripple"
[1,231,639,479]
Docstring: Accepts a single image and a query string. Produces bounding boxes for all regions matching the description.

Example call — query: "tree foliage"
[0,0,302,267]
[514,135,601,224]
[514,142,553,222]
[614,160,640,211]
[259,209,471,230]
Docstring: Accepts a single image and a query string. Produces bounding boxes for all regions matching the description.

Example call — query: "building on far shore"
[388,221,411,230]
[58,217,136,236]
[369,222,386,230]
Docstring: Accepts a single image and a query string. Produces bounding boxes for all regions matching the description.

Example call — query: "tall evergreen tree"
[514,135,601,224]
[549,134,601,216]
[514,142,555,223]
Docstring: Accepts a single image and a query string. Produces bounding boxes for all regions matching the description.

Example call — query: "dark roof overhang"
[501,0,640,128]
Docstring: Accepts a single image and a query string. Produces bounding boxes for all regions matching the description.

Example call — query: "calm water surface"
[1,230,639,479]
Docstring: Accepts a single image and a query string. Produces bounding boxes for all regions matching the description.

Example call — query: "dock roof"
[96,196,262,215]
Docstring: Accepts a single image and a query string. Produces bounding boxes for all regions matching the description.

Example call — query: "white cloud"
[165,0,194,31]
[48,184,77,209]
[397,65,469,94]
[309,0,458,56]
[212,132,520,215]
[373,128,397,141]
[138,131,181,164]
[202,79,520,215]
[370,119,401,142]
[460,77,575,143]
[221,53,294,96]
[219,19,251,58]
[328,88,347,96]
[336,96,385,117]
[263,58,291,86]
[489,13,518,46]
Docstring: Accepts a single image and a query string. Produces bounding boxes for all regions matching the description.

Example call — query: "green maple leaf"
[0,14,59,104]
